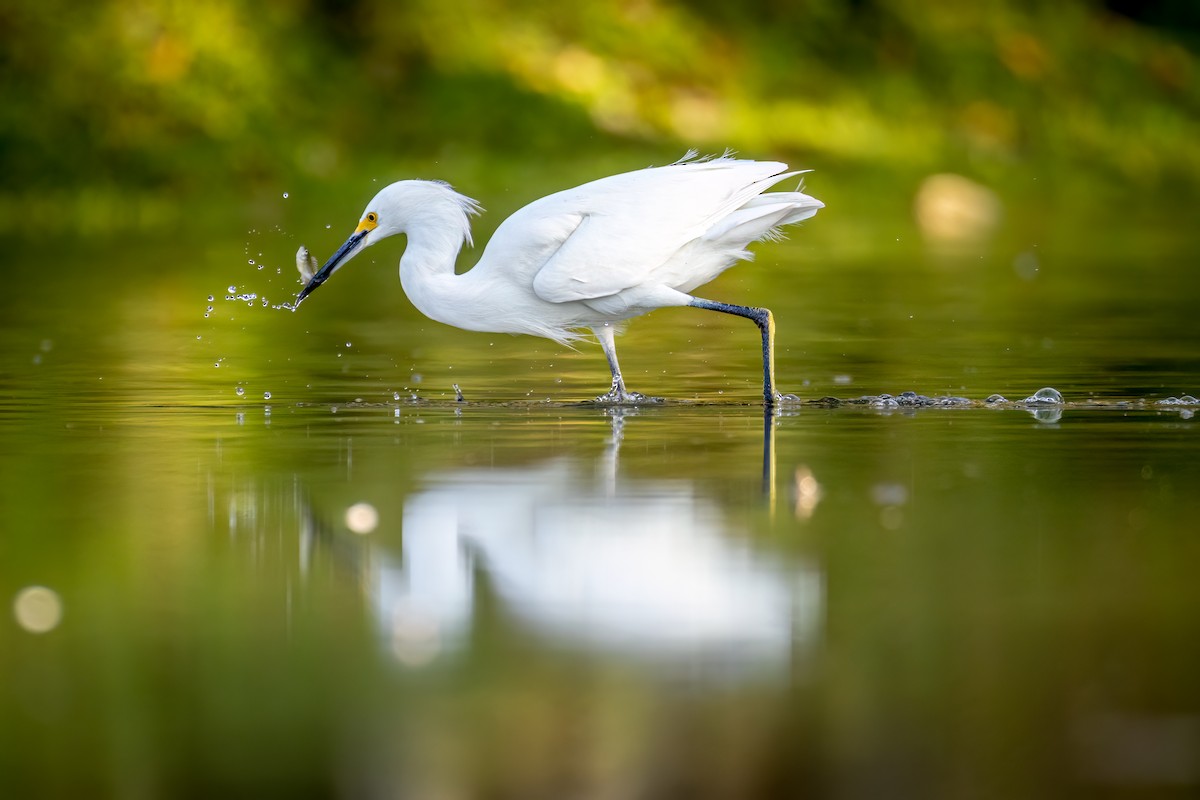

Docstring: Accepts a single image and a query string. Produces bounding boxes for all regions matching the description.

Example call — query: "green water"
[1,177,1198,798]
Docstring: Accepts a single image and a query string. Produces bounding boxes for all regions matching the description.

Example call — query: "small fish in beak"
[296,246,318,284]
[292,229,370,310]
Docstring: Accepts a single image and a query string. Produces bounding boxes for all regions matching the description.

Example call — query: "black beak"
[293,230,369,309]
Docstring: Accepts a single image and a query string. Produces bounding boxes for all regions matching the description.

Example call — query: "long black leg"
[690,297,778,406]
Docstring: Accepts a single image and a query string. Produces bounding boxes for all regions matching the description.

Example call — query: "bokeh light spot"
[345,502,379,534]
[13,586,63,634]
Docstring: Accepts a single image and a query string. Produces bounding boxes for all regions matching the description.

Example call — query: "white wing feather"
[501,158,819,305]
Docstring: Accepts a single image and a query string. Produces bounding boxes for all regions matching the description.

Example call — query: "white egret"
[293,153,823,405]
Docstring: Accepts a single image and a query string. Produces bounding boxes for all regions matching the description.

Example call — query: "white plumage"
[294,154,823,404]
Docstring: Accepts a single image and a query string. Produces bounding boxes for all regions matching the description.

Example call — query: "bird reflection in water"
[366,410,824,676]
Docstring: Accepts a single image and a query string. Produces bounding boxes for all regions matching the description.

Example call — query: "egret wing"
[528,159,801,304]
[528,213,691,304]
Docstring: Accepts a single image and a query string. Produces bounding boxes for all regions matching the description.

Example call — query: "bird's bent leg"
[591,325,661,405]
[690,298,796,406]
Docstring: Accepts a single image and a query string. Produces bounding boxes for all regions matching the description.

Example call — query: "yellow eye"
[355,212,379,234]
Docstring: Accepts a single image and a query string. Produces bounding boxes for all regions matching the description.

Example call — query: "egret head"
[292,180,478,309]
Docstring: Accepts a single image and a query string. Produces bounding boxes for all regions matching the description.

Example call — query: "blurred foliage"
[0,0,1197,233]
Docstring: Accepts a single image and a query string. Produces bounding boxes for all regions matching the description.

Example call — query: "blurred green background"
[2,0,1198,238]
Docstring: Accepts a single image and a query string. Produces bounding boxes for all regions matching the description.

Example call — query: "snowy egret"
[294,153,823,405]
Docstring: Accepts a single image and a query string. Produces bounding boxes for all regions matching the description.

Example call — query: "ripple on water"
[837,391,980,409]
[797,385,1192,414]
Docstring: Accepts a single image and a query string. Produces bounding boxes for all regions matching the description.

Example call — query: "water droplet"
[325,224,332,230]
[263,392,272,400]
[283,192,289,198]
[248,259,255,265]
[235,386,245,396]
[393,391,401,401]
[345,342,352,348]
[207,295,214,302]
[1024,387,1064,405]
[228,285,236,293]
[214,362,220,368]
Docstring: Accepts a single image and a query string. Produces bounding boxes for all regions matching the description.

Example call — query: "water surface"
[1,184,1197,798]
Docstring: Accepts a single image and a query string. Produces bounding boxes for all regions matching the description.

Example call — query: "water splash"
[1157,395,1199,406]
